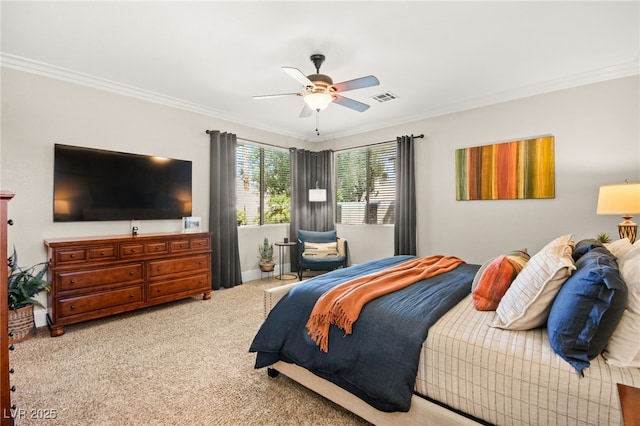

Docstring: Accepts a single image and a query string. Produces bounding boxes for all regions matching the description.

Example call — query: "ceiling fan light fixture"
[304,92,333,111]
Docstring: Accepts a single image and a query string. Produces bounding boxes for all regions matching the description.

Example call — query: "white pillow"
[602,244,640,367]
[302,242,339,259]
[604,238,633,258]
[492,235,576,330]
[602,309,640,367]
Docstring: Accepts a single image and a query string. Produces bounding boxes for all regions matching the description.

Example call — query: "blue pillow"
[547,247,627,375]
[572,238,603,262]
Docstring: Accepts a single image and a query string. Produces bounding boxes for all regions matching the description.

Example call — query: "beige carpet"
[9,277,369,425]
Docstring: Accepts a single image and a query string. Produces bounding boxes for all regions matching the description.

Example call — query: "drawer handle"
[130,271,134,275]
[157,267,161,272]
[100,251,105,255]
[156,246,161,250]
[70,280,75,284]
[198,261,203,265]
[131,248,136,253]
[70,305,76,310]
[129,294,135,298]
[70,254,75,258]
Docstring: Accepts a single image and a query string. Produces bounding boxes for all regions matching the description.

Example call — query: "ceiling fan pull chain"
[316,110,320,135]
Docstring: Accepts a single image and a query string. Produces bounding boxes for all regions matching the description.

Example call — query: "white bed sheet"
[416,294,640,426]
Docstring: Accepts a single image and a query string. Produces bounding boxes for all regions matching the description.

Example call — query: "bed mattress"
[417,294,640,426]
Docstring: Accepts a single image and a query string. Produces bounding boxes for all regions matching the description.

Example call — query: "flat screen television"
[53,144,192,222]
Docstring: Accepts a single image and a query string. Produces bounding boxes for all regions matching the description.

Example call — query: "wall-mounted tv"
[53,144,192,222]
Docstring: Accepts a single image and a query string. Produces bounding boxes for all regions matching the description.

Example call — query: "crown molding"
[3,52,638,143]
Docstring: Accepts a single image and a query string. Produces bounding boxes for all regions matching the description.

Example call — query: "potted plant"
[258,237,275,272]
[7,247,50,343]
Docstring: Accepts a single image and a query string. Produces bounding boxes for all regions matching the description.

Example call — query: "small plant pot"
[8,304,36,344]
[259,259,275,272]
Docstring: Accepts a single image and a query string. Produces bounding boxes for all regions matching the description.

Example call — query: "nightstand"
[618,383,640,426]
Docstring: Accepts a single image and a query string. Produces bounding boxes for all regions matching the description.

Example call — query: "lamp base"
[618,216,637,244]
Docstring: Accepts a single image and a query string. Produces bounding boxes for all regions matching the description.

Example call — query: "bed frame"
[263,282,481,426]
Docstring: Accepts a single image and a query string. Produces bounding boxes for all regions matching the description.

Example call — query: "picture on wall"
[455,136,555,200]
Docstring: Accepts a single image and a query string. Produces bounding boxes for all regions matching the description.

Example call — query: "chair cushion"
[298,229,338,244]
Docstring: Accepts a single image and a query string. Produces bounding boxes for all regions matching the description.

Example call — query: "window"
[236,144,291,226]
[335,142,396,225]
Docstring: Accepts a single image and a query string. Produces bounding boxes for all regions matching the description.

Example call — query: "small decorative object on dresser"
[7,248,50,343]
[182,216,201,233]
[45,232,212,336]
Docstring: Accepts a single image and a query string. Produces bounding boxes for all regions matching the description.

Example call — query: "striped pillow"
[473,250,529,311]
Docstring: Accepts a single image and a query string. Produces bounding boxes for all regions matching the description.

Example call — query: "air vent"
[371,92,398,103]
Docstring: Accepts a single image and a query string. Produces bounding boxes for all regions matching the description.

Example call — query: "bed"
[250,235,640,425]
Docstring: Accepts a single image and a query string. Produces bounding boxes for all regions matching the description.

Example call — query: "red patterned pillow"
[473,251,529,311]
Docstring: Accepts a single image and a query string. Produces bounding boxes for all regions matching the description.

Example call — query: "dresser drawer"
[57,285,144,318]
[146,241,168,255]
[55,248,87,264]
[148,273,209,301]
[190,237,210,251]
[87,245,117,261]
[147,254,209,278]
[119,243,145,258]
[56,264,143,292]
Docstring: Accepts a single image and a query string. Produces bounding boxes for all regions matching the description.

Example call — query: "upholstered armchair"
[297,230,348,280]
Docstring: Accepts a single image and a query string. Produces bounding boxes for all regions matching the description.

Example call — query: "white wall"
[0,68,303,325]
[2,68,639,325]
[320,76,640,264]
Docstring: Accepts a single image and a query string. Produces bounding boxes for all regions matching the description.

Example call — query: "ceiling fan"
[253,54,380,118]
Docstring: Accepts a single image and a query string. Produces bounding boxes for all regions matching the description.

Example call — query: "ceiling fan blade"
[252,93,303,100]
[282,66,314,88]
[299,103,313,118]
[332,75,380,92]
[333,94,370,112]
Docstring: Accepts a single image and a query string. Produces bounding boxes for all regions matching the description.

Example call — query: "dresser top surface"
[44,231,211,247]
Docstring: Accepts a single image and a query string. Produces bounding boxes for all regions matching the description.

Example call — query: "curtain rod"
[206,130,424,152]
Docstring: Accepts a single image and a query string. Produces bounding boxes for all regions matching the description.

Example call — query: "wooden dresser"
[1,190,15,426]
[45,232,212,337]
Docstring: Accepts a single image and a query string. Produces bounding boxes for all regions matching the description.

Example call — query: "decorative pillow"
[602,244,640,367]
[602,310,640,367]
[302,242,339,259]
[604,238,633,259]
[547,247,627,375]
[472,250,530,311]
[572,238,603,261]
[492,235,576,330]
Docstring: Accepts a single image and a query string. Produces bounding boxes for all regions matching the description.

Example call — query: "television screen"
[53,144,192,222]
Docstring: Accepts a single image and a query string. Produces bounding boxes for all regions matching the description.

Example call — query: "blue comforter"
[249,255,479,412]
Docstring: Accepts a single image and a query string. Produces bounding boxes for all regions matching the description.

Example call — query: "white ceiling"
[2,1,639,142]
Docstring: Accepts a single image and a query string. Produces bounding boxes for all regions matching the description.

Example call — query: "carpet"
[8,277,368,425]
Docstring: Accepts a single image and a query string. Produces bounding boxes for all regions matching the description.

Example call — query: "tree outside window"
[335,142,396,225]
[236,144,290,225]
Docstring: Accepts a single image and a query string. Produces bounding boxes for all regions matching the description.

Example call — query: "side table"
[618,383,640,426]
[275,241,297,280]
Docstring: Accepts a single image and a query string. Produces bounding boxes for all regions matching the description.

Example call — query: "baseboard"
[242,263,293,282]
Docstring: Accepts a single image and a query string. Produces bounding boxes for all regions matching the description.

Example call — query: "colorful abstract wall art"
[455,136,555,200]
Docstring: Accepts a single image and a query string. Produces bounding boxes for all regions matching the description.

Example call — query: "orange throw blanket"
[306,255,464,352]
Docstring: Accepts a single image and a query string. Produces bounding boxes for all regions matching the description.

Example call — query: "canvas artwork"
[455,136,555,200]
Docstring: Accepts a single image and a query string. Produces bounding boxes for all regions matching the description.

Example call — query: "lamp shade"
[304,93,333,111]
[309,188,327,202]
[596,183,640,215]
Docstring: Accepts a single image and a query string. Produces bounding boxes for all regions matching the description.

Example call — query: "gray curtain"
[207,130,242,289]
[290,149,334,268]
[394,135,417,255]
